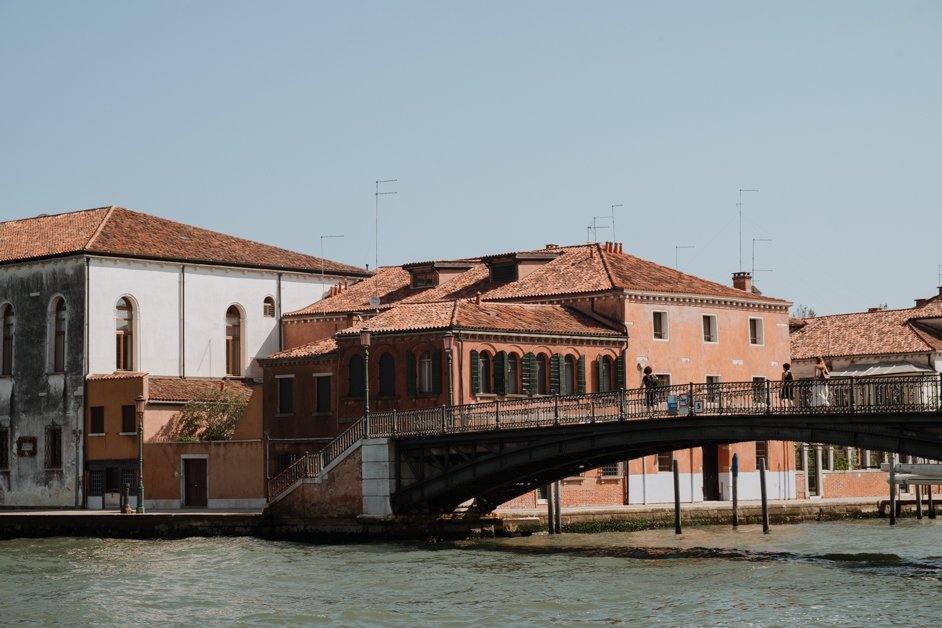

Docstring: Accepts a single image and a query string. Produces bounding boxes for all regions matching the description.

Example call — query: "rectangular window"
[749,317,764,345]
[0,427,9,470]
[313,374,331,414]
[600,462,620,477]
[652,311,668,340]
[121,405,136,434]
[88,469,104,495]
[90,407,105,435]
[277,376,294,415]
[121,468,136,490]
[45,425,62,469]
[702,315,718,343]
[705,375,721,403]
[657,451,673,472]
[755,441,769,469]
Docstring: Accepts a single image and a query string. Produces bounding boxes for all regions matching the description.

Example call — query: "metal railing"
[267,373,942,502]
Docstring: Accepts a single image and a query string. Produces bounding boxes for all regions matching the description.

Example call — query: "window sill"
[275,413,295,418]
[312,412,332,417]
[89,433,106,437]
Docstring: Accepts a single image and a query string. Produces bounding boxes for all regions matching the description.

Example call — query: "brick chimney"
[732,272,752,292]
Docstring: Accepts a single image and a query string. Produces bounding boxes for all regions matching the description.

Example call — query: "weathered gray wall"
[0,256,86,507]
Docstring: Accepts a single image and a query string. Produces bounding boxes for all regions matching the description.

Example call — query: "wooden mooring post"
[553,480,562,534]
[929,488,936,519]
[916,484,923,520]
[889,458,897,526]
[760,458,770,534]
[673,459,682,535]
[546,484,555,535]
[731,453,739,528]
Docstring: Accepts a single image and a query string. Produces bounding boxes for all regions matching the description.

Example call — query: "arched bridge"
[269,374,942,514]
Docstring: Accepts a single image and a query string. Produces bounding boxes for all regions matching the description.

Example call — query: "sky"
[1,1,940,316]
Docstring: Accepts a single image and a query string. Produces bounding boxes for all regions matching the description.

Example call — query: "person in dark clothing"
[780,362,795,406]
[642,365,658,407]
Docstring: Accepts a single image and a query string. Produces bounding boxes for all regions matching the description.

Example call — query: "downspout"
[79,256,90,507]
[180,265,185,378]
[277,273,283,351]
[457,332,464,404]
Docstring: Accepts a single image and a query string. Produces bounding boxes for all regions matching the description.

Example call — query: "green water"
[1,519,941,626]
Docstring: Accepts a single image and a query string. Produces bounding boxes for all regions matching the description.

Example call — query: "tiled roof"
[264,337,339,361]
[337,300,624,337]
[0,206,368,276]
[147,377,256,403]
[285,267,413,316]
[790,301,942,359]
[87,372,147,381]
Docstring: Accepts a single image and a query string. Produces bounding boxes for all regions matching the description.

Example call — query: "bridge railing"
[267,373,942,501]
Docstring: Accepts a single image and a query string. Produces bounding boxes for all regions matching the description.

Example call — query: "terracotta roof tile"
[87,372,147,381]
[264,337,339,360]
[0,206,368,276]
[285,267,412,316]
[790,301,942,359]
[147,377,255,403]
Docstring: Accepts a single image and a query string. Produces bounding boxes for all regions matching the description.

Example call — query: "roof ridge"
[84,205,117,250]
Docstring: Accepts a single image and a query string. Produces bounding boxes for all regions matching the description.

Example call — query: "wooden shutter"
[406,351,417,396]
[577,355,586,394]
[521,352,534,395]
[550,353,561,395]
[470,350,480,395]
[615,353,626,389]
[597,357,607,392]
[432,350,442,395]
[494,351,506,395]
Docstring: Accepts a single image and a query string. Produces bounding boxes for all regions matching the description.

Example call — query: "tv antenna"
[737,188,759,271]
[373,179,397,305]
[610,203,623,242]
[588,215,611,243]
[675,245,695,270]
[319,234,344,277]
[752,238,773,277]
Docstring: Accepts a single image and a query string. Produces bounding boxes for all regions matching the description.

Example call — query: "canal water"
[2,519,941,626]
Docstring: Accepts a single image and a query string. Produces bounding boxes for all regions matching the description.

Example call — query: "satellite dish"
[368,296,381,307]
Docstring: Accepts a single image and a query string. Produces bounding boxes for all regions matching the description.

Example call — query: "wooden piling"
[889,458,897,526]
[553,480,562,534]
[673,460,682,535]
[732,453,739,528]
[929,487,936,519]
[760,458,770,534]
[916,484,923,520]
[546,484,555,534]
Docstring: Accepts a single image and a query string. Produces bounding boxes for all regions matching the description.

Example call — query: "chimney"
[915,299,928,308]
[868,307,884,313]
[617,243,623,253]
[732,272,752,292]
[545,243,558,249]
[475,292,481,305]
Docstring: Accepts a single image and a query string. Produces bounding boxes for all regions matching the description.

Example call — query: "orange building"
[263,242,796,508]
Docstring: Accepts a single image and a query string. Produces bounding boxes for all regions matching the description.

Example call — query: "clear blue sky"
[2,1,939,316]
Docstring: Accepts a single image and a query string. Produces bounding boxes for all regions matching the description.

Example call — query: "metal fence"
[267,373,942,501]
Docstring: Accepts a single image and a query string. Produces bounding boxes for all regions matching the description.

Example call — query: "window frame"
[506,353,520,395]
[652,311,669,341]
[51,297,67,373]
[417,351,433,394]
[347,355,365,398]
[120,405,136,435]
[705,375,721,403]
[115,297,135,371]
[2,304,15,376]
[313,373,332,415]
[535,354,548,395]
[561,355,575,396]
[755,440,769,469]
[749,317,765,346]
[378,352,396,397]
[276,374,295,416]
[225,305,244,376]
[44,424,62,470]
[599,356,615,392]
[657,451,673,472]
[479,351,493,395]
[263,296,275,318]
[702,314,718,343]
[90,406,105,435]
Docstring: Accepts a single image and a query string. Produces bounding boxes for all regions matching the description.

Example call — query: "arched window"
[507,353,520,394]
[480,351,493,394]
[599,356,614,392]
[562,356,575,396]
[348,355,365,398]
[115,298,133,371]
[378,353,395,396]
[225,306,242,376]
[536,354,548,395]
[263,296,275,318]
[418,351,433,394]
[1,305,13,376]
[53,298,66,372]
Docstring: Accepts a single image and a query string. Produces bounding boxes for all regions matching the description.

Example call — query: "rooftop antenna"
[675,245,695,270]
[374,179,397,306]
[591,215,611,243]
[752,238,773,278]
[737,189,759,271]
[319,234,344,277]
[610,203,623,243]
[938,264,941,287]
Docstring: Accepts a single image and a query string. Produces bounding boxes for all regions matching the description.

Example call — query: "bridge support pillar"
[361,438,395,518]
[814,445,824,497]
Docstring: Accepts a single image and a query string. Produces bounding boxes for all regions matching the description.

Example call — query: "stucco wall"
[144,440,264,507]
[0,257,86,507]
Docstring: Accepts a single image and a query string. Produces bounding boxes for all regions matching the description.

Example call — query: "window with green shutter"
[494,351,506,395]
[522,353,535,395]
[576,355,586,395]
[550,353,561,395]
[431,350,442,394]
[470,350,480,395]
[406,351,417,396]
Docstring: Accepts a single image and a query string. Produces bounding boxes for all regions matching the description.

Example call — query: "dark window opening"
[45,425,62,469]
[121,405,136,433]
[277,377,294,415]
[90,407,105,434]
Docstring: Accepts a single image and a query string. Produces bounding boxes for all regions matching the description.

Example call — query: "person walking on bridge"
[642,365,659,408]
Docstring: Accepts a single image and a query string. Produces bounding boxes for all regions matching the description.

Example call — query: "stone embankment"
[0,498,923,541]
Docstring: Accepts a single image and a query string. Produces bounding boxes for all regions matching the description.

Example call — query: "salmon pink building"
[262,242,796,510]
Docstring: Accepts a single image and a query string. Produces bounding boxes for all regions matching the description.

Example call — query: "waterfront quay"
[0,497,913,542]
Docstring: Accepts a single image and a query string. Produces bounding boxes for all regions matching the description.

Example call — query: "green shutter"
[522,352,535,395]
[494,351,506,395]
[597,357,607,392]
[577,355,586,395]
[470,350,480,395]
[615,353,626,389]
[432,350,442,395]
[550,353,561,395]
[406,351,417,396]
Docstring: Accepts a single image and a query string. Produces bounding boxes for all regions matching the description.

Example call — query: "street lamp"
[135,394,146,513]
[360,327,371,437]
[442,331,454,407]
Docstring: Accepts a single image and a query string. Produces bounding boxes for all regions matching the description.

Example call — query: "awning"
[829,361,937,378]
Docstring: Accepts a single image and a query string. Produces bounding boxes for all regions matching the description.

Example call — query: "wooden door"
[702,445,720,501]
[183,458,208,508]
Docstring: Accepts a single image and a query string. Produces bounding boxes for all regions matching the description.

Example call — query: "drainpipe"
[80,256,90,507]
[180,265,186,378]
[456,332,464,404]
[277,273,283,351]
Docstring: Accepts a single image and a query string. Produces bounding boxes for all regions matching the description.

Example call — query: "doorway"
[702,445,720,501]
[183,458,208,508]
